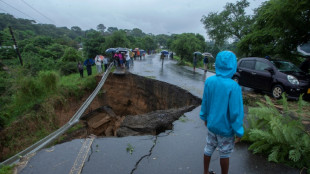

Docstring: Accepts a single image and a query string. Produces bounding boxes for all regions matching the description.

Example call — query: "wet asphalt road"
[18,54,300,174]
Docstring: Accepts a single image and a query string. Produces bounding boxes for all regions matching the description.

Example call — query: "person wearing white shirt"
[95,55,102,73]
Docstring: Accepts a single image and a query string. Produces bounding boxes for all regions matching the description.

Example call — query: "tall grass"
[3,71,58,125]
[59,69,97,98]
[1,68,97,127]
[0,165,13,174]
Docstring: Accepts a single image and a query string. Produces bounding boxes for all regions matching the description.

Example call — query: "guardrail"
[0,63,114,166]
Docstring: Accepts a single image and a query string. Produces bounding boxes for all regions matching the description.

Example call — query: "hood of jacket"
[215,51,237,78]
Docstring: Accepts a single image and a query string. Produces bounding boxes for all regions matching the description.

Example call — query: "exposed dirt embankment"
[67,73,202,138]
[0,73,201,162]
[102,73,201,115]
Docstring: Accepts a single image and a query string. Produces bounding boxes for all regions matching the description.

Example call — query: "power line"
[0,7,9,13]
[20,0,55,24]
[0,0,41,23]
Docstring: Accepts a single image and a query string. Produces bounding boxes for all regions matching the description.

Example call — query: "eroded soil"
[0,73,202,161]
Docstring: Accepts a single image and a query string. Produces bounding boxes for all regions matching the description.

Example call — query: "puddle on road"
[61,73,201,141]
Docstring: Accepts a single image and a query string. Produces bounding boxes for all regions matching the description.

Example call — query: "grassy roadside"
[0,66,98,163]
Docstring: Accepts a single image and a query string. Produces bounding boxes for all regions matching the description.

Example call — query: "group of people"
[77,55,109,78]
[113,51,132,68]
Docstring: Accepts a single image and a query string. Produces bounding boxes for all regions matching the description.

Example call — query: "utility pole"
[9,26,23,66]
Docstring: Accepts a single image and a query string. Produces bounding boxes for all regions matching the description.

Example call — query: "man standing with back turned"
[200,51,244,174]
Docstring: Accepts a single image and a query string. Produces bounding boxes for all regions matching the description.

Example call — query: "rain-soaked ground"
[16,54,301,174]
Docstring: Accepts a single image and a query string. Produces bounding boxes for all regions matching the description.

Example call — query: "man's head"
[215,51,237,78]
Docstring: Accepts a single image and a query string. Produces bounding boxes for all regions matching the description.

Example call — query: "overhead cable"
[0,0,41,23]
[0,7,9,13]
[20,0,55,24]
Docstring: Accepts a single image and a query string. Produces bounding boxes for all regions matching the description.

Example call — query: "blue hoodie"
[200,51,244,137]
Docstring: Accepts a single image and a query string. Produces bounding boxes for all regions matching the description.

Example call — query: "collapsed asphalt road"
[17,54,300,174]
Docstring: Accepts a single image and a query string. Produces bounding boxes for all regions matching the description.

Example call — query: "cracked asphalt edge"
[130,136,158,174]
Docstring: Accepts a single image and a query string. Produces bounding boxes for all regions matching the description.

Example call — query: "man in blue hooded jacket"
[200,51,244,174]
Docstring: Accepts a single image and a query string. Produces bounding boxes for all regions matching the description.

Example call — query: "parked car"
[232,57,310,100]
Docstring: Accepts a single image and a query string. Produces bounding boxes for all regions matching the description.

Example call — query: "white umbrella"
[297,41,310,56]
[202,52,214,58]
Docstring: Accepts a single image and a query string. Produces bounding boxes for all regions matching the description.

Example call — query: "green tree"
[103,30,130,50]
[106,27,118,35]
[83,30,105,58]
[171,33,205,62]
[97,24,106,34]
[141,36,157,52]
[129,28,145,37]
[71,26,82,33]
[201,0,253,47]
[0,29,16,59]
[58,47,82,75]
[238,0,310,59]
[46,43,66,60]
[61,47,82,62]
[32,36,53,48]
[155,34,169,48]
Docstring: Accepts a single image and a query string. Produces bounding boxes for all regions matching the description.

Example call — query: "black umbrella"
[193,51,202,56]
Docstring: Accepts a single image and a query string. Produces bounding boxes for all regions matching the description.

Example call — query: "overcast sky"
[1,0,267,39]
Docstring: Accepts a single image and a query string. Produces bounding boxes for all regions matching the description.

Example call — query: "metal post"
[9,26,23,66]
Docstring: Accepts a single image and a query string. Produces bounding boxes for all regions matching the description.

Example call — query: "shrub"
[38,71,59,91]
[17,76,43,100]
[61,47,82,62]
[58,61,78,75]
[244,96,310,171]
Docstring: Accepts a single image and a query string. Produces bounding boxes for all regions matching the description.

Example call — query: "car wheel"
[272,85,284,99]
[232,76,239,83]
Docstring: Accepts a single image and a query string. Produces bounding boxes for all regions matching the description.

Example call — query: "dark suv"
[232,57,310,100]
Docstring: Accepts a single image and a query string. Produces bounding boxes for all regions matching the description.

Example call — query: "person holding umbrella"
[203,55,209,72]
[160,52,165,67]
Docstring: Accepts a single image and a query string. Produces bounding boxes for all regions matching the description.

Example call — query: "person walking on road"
[203,55,209,72]
[160,52,165,67]
[193,53,198,72]
[200,51,244,174]
[130,51,135,66]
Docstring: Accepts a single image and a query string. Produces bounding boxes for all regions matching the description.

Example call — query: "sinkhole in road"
[64,73,202,140]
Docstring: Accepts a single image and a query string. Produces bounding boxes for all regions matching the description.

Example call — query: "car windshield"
[271,61,302,73]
